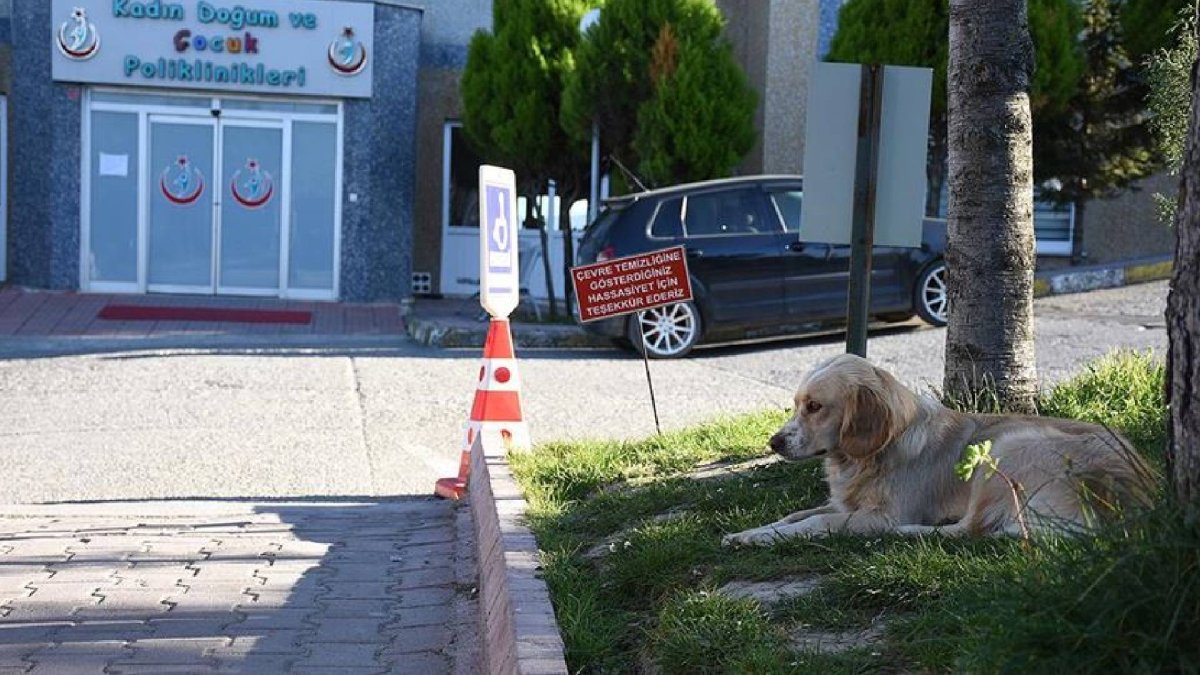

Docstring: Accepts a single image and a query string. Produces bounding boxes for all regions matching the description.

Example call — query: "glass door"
[147,116,217,293]
[217,121,284,295]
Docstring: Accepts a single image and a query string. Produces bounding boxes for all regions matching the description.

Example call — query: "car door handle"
[687,249,704,258]
[786,241,806,253]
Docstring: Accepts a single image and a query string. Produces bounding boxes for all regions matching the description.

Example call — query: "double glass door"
[148,116,284,295]
[84,90,341,300]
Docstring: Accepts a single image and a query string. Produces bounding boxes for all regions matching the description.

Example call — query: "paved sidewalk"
[0,500,476,674]
[0,287,405,340]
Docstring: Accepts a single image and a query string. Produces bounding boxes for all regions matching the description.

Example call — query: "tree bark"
[944,0,1039,414]
[1167,58,1200,506]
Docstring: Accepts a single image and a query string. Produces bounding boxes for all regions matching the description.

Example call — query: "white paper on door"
[99,153,129,177]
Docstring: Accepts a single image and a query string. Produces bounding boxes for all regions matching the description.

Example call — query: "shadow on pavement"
[0,499,470,673]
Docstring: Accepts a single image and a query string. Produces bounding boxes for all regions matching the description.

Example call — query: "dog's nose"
[768,433,786,454]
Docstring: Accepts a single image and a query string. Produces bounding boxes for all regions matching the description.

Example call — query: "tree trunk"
[560,191,579,317]
[524,191,558,318]
[1071,199,1087,265]
[926,121,948,217]
[943,0,1039,414]
[1166,58,1200,506]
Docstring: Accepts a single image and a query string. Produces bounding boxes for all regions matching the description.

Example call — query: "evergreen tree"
[461,0,596,316]
[1122,0,1192,63]
[632,23,757,186]
[1145,6,1197,221]
[561,0,756,188]
[827,0,1083,215]
[1036,0,1159,260]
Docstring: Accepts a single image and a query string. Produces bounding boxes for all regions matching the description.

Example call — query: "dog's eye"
[805,400,823,414]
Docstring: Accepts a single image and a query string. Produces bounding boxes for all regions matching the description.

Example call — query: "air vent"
[411,271,433,294]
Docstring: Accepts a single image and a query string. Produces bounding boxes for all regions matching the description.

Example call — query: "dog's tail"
[1074,428,1159,522]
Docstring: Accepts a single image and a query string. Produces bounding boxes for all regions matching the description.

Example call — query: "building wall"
[716,0,769,175]
[6,0,422,301]
[1080,171,1176,264]
[339,3,422,302]
[409,0,487,295]
[10,0,81,290]
[762,0,821,175]
[413,69,463,294]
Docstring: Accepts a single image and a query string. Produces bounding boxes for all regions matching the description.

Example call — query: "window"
[650,198,683,238]
[445,123,483,228]
[682,189,772,237]
[443,123,591,231]
[769,190,803,233]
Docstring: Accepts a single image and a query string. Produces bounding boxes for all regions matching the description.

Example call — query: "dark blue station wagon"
[575,175,948,358]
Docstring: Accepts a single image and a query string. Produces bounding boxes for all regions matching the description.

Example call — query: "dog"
[722,354,1154,545]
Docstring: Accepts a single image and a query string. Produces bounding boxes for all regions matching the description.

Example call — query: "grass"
[511,350,1189,674]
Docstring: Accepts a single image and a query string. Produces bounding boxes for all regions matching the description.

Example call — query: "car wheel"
[915,261,949,327]
[626,301,702,358]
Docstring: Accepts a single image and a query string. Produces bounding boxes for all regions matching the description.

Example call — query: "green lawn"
[511,351,1200,673]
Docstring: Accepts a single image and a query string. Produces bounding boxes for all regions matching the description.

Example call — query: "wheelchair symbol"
[491,191,510,252]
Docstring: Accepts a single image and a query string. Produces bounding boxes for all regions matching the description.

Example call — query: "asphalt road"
[0,281,1168,504]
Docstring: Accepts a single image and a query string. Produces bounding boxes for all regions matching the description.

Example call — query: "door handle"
[787,241,806,253]
[687,249,704,258]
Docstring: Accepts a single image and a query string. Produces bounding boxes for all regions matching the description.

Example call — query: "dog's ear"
[839,384,894,459]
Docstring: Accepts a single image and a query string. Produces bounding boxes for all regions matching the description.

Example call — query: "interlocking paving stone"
[0,501,469,673]
[385,651,450,674]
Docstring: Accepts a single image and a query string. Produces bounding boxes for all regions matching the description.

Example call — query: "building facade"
[0,0,1173,304]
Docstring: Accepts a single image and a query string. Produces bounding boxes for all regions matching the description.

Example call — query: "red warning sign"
[571,246,693,323]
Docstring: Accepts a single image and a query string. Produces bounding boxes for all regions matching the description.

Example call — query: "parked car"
[575,175,948,358]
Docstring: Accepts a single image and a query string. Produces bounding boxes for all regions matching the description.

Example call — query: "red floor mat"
[98,304,312,324]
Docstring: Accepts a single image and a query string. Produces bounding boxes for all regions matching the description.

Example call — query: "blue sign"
[478,165,519,318]
[485,183,513,278]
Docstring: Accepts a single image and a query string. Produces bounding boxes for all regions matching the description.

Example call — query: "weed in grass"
[1039,349,1166,458]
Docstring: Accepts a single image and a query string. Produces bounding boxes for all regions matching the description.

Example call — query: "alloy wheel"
[632,302,699,358]
[921,264,949,325]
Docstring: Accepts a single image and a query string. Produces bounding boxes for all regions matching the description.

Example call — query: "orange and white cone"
[435,318,530,500]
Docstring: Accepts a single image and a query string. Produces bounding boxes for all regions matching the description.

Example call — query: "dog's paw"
[722,529,780,547]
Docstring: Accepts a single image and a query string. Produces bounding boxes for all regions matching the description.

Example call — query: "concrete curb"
[468,438,569,675]
[1033,255,1172,298]
[407,315,611,350]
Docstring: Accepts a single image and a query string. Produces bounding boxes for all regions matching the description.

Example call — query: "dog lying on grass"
[723,354,1154,545]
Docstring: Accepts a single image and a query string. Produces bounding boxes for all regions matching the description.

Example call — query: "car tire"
[914,261,949,327]
[626,301,702,359]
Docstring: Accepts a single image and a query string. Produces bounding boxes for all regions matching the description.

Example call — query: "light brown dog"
[723,354,1154,545]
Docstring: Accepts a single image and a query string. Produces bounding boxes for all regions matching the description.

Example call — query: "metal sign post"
[800,62,932,358]
[846,64,884,358]
[634,310,663,435]
[571,246,693,436]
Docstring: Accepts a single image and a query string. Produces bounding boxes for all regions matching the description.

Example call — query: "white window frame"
[79,87,343,299]
[439,119,584,299]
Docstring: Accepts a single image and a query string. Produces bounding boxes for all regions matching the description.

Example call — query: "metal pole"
[589,121,600,225]
[846,64,884,358]
[635,310,662,435]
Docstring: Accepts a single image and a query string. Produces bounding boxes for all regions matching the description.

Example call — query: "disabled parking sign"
[479,165,520,318]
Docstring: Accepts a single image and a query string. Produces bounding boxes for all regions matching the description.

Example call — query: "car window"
[769,190,803,234]
[650,198,683,239]
[681,189,770,238]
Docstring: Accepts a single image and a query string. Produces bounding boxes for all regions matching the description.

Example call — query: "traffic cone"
[435,318,530,500]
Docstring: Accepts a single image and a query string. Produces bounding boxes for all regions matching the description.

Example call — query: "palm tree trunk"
[1167,58,1200,505]
[943,0,1039,414]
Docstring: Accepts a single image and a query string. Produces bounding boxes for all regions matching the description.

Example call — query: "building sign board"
[51,0,374,98]
[479,165,519,319]
[800,63,931,247]
[571,246,693,323]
